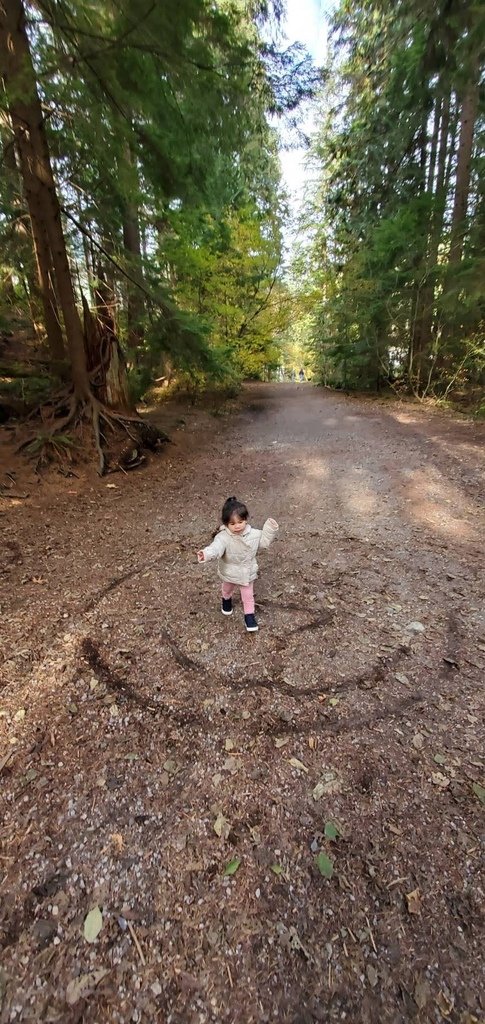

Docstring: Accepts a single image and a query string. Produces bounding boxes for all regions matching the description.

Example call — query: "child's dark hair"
[222,496,249,525]
[211,496,249,538]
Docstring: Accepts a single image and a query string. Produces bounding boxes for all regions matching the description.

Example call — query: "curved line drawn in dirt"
[0,383,484,1024]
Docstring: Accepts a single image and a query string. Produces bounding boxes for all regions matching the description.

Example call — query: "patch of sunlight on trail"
[338,478,377,517]
[404,469,475,542]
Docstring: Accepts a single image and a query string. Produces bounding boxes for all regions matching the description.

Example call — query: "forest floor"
[0,382,484,1024]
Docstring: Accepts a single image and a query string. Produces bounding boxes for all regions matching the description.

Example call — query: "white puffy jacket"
[201,519,279,586]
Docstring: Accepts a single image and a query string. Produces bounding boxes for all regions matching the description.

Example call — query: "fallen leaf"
[225,739,235,752]
[395,673,409,685]
[315,852,334,879]
[270,863,284,876]
[388,823,402,836]
[83,906,103,943]
[223,756,240,774]
[223,857,241,876]
[414,975,431,1009]
[366,964,378,988]
[288,757,309,773]
[110,833,124,853]
[163,759,178,775]
[433,753,446,765]
[274,737,288,748]
[313,770,342,796]
[213,812,230,839]
[13,709,26,722]
[329,697,340,707]
[412,733,425,750]
[324,821,339,841]
[66,969,108,1005]
[435,989,454,1017]
[406,888,422,915]
[471,782,485,804]
[431,771,450,789]
[406,621,425,633]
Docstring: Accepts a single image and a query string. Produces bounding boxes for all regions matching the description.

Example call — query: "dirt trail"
[1,384,484,1024]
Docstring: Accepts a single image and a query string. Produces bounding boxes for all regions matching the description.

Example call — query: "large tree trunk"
[410,92,448,391]
[407,110,431,390]
[82,296,131,412]
[435,80,479,372]
[419,90,452,347]
[28,193,66,365]
[122,144,145,352]
[1,110,65,362]
[448,79,479,266]
[0,0,90,398]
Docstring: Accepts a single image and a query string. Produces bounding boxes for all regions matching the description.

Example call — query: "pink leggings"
[222,581,255,614]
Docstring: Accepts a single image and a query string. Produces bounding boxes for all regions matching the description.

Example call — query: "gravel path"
[1,383,484,1024]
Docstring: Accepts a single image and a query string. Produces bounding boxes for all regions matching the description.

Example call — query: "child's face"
[227,514,247,535]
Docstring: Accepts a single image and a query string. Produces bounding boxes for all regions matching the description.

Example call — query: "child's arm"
[258,517,279,550]
[197,532,227,563]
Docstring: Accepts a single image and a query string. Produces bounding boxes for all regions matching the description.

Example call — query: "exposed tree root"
[16,385,170,475]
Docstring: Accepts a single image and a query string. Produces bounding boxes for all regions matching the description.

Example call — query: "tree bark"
[407,109,431,389]
[1,110,66,362]
[27,190,66,364]
[448,78,479,266]
[82,296,131,412]
[122,144,145,352]
[0,0,90,398]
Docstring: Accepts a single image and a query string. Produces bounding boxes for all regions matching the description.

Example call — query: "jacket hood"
[221,524,251,538]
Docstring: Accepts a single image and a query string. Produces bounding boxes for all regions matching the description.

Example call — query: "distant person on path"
[299,368,305,382]
[197,497,278,633]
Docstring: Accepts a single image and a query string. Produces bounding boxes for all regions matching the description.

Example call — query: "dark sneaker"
[221,597,233,616]
[244,613,259,632]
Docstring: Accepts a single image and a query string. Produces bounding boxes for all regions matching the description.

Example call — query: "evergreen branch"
[61,205,155,303]
[35,0,231,78]
[237,276,278,337]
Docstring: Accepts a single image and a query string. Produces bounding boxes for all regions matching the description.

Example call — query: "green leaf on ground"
[270,863,284,876]
[472,782,485,804]
[223,857,241,876]
[324,821,339,841]
[433,753,446,765]
[83,906,103,943]
[315,852,334,879]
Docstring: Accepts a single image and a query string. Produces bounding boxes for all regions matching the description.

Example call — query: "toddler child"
[197,496,278,632]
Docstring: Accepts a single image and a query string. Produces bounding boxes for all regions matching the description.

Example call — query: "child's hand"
[197,550,205,562]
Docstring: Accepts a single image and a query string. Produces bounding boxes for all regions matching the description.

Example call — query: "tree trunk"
[122,144,145,352]
[416,90,452,358]
[1,110,63,361]
[407,110,431,389]
[0,0,90,398]
[448,78,479,266]
[27,191,66,364]
[82,296,131,412]
[410,93,446,389]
